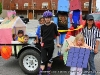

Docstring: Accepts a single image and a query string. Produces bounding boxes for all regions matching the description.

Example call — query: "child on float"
[65,33,92,75]
[22,34,29,47]
[16,30,24,43]
[23,34,29,44]
[12,34,17,41]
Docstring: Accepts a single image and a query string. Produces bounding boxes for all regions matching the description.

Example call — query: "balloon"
[1,46,12,60]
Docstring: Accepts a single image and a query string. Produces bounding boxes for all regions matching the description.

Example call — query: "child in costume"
[65,33,92,75]
[39,10,61,75]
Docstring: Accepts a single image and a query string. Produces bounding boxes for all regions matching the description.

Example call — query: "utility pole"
[32,0,34,19]
[2,0,4,17]
[89,0,92,13]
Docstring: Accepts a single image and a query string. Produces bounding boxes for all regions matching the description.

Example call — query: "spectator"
[35,17,45,49]
[81,15,100,75]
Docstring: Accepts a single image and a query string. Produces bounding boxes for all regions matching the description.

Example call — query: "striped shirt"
[81,26,100,50]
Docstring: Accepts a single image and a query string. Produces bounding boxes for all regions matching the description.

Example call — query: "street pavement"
[0,20,100,75]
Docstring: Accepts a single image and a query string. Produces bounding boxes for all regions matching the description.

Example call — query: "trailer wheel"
[19,49,40,75]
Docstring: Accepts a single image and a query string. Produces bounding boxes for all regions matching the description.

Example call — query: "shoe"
[47,72,50,75]
[47,67,51,75]
[38,68,42,75]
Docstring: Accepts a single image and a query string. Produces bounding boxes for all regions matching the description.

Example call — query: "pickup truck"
[19,16,29,24]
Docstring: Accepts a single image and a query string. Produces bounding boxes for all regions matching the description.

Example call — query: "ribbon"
[58,25,83,32]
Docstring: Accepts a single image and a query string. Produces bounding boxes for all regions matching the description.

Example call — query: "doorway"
[28,10,33,19]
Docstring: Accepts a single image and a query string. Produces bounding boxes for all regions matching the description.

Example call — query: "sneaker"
[38,68,42,75]
[47,67,51,75]
[47,72,50,75]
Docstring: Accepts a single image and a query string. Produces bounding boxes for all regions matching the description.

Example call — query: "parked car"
[19,16,29,24]
[0,17,4,24]
[83,12,100,29]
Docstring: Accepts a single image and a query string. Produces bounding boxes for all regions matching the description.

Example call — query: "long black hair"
[84,20,96,28]
[83,14,96,28]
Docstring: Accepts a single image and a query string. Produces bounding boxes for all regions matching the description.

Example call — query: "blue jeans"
[83,52,96,75]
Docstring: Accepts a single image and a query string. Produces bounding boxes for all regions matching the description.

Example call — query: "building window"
[84,2,93,8]
[42,2,48,9]
[24,3,28,8]
[16,3,18,9]
[33,2,36,7]
[52,2,56,9]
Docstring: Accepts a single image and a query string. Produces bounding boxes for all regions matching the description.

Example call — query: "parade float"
[0,10,26,58]
[0,11,41,75]
[53,0,84,57]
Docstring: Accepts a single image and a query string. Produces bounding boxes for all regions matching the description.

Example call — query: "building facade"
[0,0,96,19]
[81,0,96,14]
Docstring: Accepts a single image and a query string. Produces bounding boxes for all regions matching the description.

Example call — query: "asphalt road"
[0,56,70,75]
[0,20,100,75]
[0,54,100,75]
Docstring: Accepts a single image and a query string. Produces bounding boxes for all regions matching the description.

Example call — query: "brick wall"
[2,0,96,12]
[81,0,96,12]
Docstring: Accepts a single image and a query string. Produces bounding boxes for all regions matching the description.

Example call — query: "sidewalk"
[26,20,39,37]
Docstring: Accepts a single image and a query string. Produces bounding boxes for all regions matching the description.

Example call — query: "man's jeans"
[83,52,96,75]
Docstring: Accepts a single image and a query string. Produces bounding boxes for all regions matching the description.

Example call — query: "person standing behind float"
[35,17,45,49]
[81,15,100,75]
[39,10,61,75]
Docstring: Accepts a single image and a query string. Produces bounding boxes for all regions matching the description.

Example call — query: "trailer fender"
[17,45,41,58]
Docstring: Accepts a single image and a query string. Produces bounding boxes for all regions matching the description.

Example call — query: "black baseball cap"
[86,15,94,20]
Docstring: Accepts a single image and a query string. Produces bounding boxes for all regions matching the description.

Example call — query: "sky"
[96,0,100,11]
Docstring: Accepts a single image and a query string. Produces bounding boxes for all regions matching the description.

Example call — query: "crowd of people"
[12,10,100,75]
[36,11,100,75]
